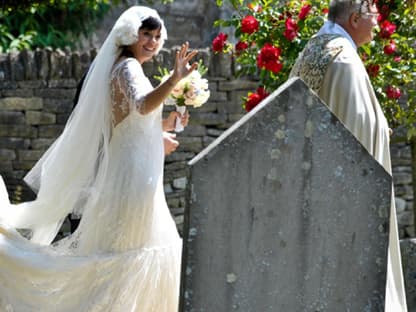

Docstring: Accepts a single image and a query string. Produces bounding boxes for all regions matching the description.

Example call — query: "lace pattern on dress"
[290,34,343,94]
[110,58,147,126]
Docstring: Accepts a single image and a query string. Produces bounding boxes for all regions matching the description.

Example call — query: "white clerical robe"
[290,21,407,312]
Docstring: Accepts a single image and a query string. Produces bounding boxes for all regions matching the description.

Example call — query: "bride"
[0,6,197,311]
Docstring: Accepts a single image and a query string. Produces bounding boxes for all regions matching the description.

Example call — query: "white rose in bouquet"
[158,62,210,131]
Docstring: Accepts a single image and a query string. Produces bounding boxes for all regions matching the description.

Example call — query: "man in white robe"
[290,1,407,311]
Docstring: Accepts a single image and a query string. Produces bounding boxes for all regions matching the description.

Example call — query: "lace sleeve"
[110,58,149,125]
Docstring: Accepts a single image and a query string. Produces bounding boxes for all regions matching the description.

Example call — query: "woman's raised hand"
[171,42,198,83]
[141,43,197,115]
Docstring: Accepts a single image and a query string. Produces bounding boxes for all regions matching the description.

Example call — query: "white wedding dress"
[0,58,182,311]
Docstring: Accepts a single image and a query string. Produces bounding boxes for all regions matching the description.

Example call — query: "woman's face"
[134,27,162,64]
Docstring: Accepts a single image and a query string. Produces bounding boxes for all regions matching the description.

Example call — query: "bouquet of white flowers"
[158,61,210,132]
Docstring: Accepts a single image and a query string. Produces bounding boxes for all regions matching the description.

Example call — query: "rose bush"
[213,0,416,138]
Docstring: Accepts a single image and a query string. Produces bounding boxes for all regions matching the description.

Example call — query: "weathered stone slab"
[400,239,416,311]
[182,78,392,311]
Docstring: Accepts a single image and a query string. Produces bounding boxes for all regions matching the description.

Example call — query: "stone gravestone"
[180,78,392,311]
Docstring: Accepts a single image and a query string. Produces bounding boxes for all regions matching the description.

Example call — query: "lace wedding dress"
[0,57,182,311]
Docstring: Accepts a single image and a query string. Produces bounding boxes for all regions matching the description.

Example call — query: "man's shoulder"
[328,38,360,65]
[290,34,350,93]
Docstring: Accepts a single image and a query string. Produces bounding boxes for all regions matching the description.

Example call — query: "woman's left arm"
[162,110,189,132]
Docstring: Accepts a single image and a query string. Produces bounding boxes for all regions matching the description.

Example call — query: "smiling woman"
[0,6,197,311]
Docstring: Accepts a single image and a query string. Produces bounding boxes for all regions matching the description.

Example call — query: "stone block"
[218,79,259,92]
[35,88,76,99]
[173,177,188,190]
[165,161,188,172]
[181,125,206,137]
[202,135,215,147]
[400,239,416,310]
[56,113,72,125]
[48,79,77,88]
[71,52,83,79]
[35,48,51,80]
[177,137,203,153]
[0,80,17,90]
[398,211,414,226]
[189,101,217,113]
[0,161,13,172]
[50,49,67,79]
[0,53,11,81]
[208,91,228,102]
[182,78,391,311]
[0,97,43,111]
[210,52,233,78]
[206,128,224,137]
[395,197,408,213]
[26,111,56,125]
[0,125,38,138]
[165,168,189,182]
[19,50,37,80]
[164,183,174,194]
[17,80,46,89]
[165,151,195,163]
[0,149,16,161]
[79,51,93,76]
[9,52,24,81]
[394,172,413,185]
[0,137,30,149]
[43,98,74,113]
[190,112,227,126]
[2,89,34,97]
[217,90,250,114]
[12,161,37,170]
[17,149,45,161]
[0,111,25,124]
[38,125,65,138]
[30,138,54,150]
[228,113,245,123]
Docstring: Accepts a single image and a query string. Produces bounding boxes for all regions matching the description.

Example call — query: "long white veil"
[0,6,167,245]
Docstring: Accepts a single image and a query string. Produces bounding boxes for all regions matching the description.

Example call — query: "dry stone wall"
[0,48,414,238]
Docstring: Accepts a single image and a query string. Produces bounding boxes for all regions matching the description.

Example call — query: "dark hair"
[120,16,162,58]
[141,16,162,31]
[74,18,163,107]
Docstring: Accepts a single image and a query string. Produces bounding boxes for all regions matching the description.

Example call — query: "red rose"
[394,56,401,62]
[235,41,249,53]
[257,43,283,73]
[322,8,329,14]
[386,86,401,99]
[212,32,228,52]
[241,15,259,34]
[379,20,396,39]
[245,87,269,112]
[283,18,298,41]
[256,87,269,98]
[377,4,391,21]
[298,4,312,20]
[384,40,396,55]
[367,64,380,77]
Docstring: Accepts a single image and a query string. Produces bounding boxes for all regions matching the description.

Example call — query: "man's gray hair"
[328,0,374,23]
